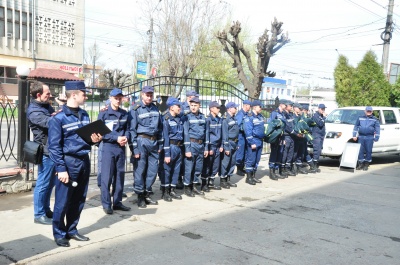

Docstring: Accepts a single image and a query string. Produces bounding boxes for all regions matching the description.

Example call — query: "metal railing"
[1,76,276,176]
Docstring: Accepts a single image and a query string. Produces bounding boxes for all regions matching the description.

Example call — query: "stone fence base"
[0,168,33,194]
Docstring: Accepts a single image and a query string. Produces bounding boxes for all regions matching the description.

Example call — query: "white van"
[322,106,400,158]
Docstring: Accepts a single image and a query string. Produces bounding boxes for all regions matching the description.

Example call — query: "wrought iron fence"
[1,76,275,175]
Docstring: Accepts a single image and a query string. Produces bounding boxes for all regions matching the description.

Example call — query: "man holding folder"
[48,81,102,247]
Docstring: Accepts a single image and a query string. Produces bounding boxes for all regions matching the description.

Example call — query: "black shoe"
[245,172,256,185]
[363,162,369,171]
[184,185,195,197]
[220,178,230,189]
[176,179,184,190]
[192,184,205,195]
[356,161,364,170]
[68,233,90,241]
[297,165,308,174]
[208,178,221,190]
[170,187,182,200]
[55,237,70,247]
[227,176,237,187]
[278,168,287,179]
[113,204,131,211]
[201,179,210,192]
[122,192,128,198]
[137,194,147,208]
[144,193,158,205]
[161,186,173,202]
[252,172,262,183]
[269,169,278,181]
[46,210,53,219]
[236,166,245,176]
[103,207,113,214]
[34,216,52,225]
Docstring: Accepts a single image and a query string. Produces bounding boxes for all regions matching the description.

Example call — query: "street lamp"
[16,65,31,168]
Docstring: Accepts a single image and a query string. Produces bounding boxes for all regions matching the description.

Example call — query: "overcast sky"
[85,0,400,88]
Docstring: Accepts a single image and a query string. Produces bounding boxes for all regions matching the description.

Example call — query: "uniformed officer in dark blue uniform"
[161,97,184,201]
[49,81,102,247]
[311,103,327,172]
[352,106,380,171]
[129,86,163,208]
[202,101,223,191]
[281,100,297,177]
[98,88,130,214]
[220,102,240,188]
[243,100,265,185]
[183,96,209,197]
[235,99,251,176]
[269,99,287,180]
[292,103,309,174]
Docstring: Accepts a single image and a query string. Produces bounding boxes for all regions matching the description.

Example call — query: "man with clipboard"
[48,81,102,247]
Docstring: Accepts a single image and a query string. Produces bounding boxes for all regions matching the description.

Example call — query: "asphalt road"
[0,155,399,265]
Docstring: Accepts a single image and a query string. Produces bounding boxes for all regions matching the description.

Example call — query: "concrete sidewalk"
[0,155,399,265]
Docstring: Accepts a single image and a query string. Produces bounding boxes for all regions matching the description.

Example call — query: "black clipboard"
[75,120,111,144]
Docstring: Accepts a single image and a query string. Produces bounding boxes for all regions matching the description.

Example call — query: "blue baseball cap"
[166,97,181,108]
[243,99,252,105]
[293,103,303,109]
[226,102,239,109]
[318,103,326,109]
[142,86,154,93]
[186,90,199,97]
[365,106,373,111]
[109,88,123,97]
[189,96,200,103]
[209,101,221,108]
[286,100,294,106]
[65,81,90,93]
[252,100,263,107]
[279,99,287,105]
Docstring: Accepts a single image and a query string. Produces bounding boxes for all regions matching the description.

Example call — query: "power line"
[344,0,385,18]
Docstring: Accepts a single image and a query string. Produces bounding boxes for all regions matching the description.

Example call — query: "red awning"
[28,68,83,81]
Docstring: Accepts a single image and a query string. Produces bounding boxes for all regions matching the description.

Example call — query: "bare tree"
[100,69,132,88]
[148,0,228,96]
[216,18,289,98]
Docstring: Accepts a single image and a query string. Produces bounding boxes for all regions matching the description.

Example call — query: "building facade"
[261,77,292,101]
[0,0,84,102]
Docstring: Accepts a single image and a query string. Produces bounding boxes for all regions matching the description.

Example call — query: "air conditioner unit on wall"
[7,33,13,39]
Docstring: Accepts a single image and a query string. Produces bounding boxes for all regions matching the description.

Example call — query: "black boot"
[176,176,184,190]
[170,187,182,200]
[362,161,369,171]
[287,165,296,176]
[137,194,147,208]
[356,161,365,170]
[297,164,308,174]
[279,167,288,179]
[161,186,172,202]
[208,178,221,190]
[236,166,245,176]
[184,185,195,197]
[245,172,256,185]
[201,179,210,192]
[227,176,237,187]
[252,171,262,183]
[314,161,321,173]
[269,168,278,181]
[192,183,205,195]
[144,191,158,205]
[308,161,317,173]
[220,177,230,189]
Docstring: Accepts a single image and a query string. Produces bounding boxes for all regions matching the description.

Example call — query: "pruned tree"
[99,69,132,88]
[216,18,289,98]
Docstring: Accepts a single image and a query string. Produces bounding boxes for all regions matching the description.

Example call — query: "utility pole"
[92,41,96,88]
[146,18,153,79]
[381,0,394,75]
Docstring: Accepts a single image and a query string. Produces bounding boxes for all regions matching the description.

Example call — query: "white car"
[322,106,400,158]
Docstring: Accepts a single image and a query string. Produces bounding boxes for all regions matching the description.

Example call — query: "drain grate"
[182,232,203,240]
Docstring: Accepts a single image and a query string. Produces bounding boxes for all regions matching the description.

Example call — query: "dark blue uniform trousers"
[184,142,204,185]
[282,135,294,168]
[236,133,246,167]
[221,141,238,178]
[312,134,324,161]
[269,140,284,169]
[358,135,374,162]
[161,144,182,187]
[245,139,262,172]
[53,155,90,239]
[202,145,220,180]
[132,137,159,194]
[100,143,125,209]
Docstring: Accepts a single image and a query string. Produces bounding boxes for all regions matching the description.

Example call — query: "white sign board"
[340,143,361,171]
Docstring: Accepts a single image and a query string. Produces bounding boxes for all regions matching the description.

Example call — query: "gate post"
[16,66,30,169]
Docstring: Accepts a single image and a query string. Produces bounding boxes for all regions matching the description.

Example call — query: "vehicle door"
[376,109,399,152]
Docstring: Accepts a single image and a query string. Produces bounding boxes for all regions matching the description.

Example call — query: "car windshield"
[326,109,365,125]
